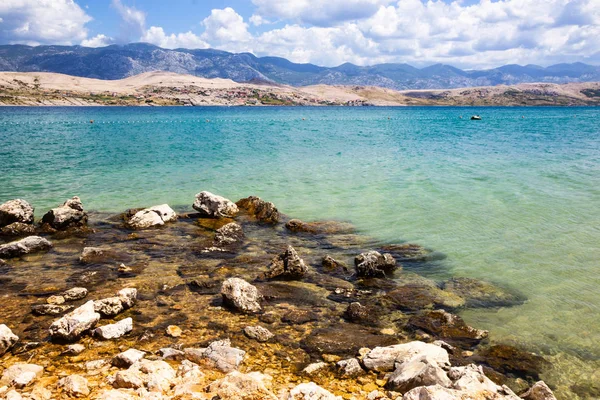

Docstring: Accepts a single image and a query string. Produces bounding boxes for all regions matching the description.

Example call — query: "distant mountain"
[1,43,599,90]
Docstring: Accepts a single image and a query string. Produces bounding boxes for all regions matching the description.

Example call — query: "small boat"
[470,115,481,120]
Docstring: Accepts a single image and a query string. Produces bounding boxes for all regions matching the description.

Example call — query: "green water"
[1,106,600,396]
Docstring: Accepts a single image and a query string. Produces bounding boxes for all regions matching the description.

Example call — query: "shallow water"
[1,106,600,398]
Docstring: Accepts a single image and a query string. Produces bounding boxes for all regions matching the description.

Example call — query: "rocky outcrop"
[363,341,450,372]
[288,382,342,400]
[58,374,90,397]
[0,199,34,227]
[243,325,274,342]
[185,339,245,373]
[0,324,19,356]
[94,318,133,340]
[262,245,308,280]
[355,251,397,278]
[214,222,244,247]
[49,300,101,341]
[221,278,262,313]
[208,371,278,400]
[193,191,238,218]
[407,310,489,347]
[127,204,177,229]
[0,236,52,258]
[236,196,279,223]
[41,196,88,230]
[0,363,44,388]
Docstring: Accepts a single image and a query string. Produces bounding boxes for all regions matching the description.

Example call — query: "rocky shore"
[0,192,556,399]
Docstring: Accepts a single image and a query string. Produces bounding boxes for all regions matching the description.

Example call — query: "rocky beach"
[0,192,558,400]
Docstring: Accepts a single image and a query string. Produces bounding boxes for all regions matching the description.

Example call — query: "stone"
[402,384,458,400]
[355,251,397,278]
[184,339,245,373]
[521,381,557,400]
[286,219,354,234]
[384,285,465,311]
[0,222,36,237]
[236,196,279,223]
[243,325,274,342]
[85,359,108,372]
[31,304,73,315]
[386,355,452,392]
[49,300,100,341]
[58,375,89,397]
[193,191,238,218]
[62,287,88,301]
[0,199,34,227]
[79,247,113,264]
[448,364,504,393]
[166,325,182,338]
[177,359,203,380]
[214,222,244,247]
[112,370,144,390]
[94,318,133,340]
[208,371,278,400]
[475,345,548,380]
[135,359,176,393]
[288,382,342,400]
[127,204,177,229]
[159,348,184,360]
[95,389,136,400]
[0,364,44,388]
[301,326,399,358]
[94,297,125,317]
[62,344,85,355]
[0,236,52,258]
[0,324,19,356]
[282,309,319,325]
[303,362,328,376]
[5,390,23,400]
[322,255,348,271]
[262,246,308,280]
[443,277,526,308]
[41,196,88,230]
[112,349,146,368]
[407,310,489,347]
[46,295,65,305]
[363,341,450,372]
[337,358,364,377]
[118,288,137,308]
[345,302,369,322]
[221,277,262,313]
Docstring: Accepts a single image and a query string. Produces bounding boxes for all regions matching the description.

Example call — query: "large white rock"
[49,300,100,341]
[94,288,137,317]
[208,371,278,400]
[94,318,133,340]
[0,324,19,356]
[0,364,44,388]
[184,339,245,373]
[112,349,146,368]
[387,355,452,393]
[41,196,88,229]
[221,277,261,314]
[363,341,450,372]
[127,204,177,229]
[0,236,52,258]
[193,191,238,218]
[58,374,90,397]
[288,382,342,400]
[0,199,34,227]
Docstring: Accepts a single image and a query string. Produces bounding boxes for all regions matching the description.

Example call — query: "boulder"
[355,251,397,278]
[262,246,308,280]
[49,300,100,341]
[32,304,73,316]
[386,355,451,392]
[0,363,44,388]
[214,222,244,247]
[0,324,19,356]
[41,196,88,230]
[521,381,557,400]
[62,287,88,301]
[208,371,278,400]
[288,382,342,400]
[193,191,238,218]
[221,278,262,313]
[94,318,133,340]
[407,310,488,347]
[0,222,36,237]
[127,204,177,229]
[363,341,450,372]
[0,236,52,258]
[0,199,34,227]
[58,374,90,397]
[236,196,279,223]
[337,358,364,377]
[185,339,245,373]
[243,325,274,342]
[449,364,506,393]
[443,277,525,308]
[112,349,146,368]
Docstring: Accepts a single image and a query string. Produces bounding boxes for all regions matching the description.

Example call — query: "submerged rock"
[32,304,74,316]
[475,345,548,380]
[286,219,354,234]
[41,196,88,230]
[0,199,34,227]
[521,381,557,400]
[322,255,348,272]
[49,300,100,341]
[214,222,244,247]
[344,302,369,323]
[0,324,19,356]
[443,277,526,308]
[221,277,262,314]
[384,285,465,311]
[288,382,342,400]
[236,196,279,223]
[262,245,308,280]
[0,222,36,237]
[355,251,397,278]
[62,287,88,301]
[127,204,177,229]
[302,325,399,357]
[185,339,245,373]
[407,310,489,347]
[243,325,274,342]
[94,318,133,340]
[0,236,52,258]
[193,191,239,218]
[379,243,436,262]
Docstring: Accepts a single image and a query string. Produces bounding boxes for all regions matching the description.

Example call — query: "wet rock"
[159,348,184,360]
[208,371,278,400]
[328,287,374,303]
[49,300,100,341]
[166,325,182,338]
[384,285,465,311]
[32,304,73,316]
[286,219,354,234]
[355,251,397,278]
[127,204,177,229]
[0,363,44,388]
[0,199,34,227]
[93,318,133,340]
[0,222,36,237]
[185,339,246,373]
[303,362,328,376]
[322,255,348,271]
[62,343,85,355]
[0,324,19,356]
[112,349,146,368]
[302,325,399,357]
[62,287,88,301]
[243,325,274,342]
[236,196,279,223]
[386,355,451,392]
[288,382,342,400]
[475,345,548,380]
[94,297,125,317]
[363,341,450,372]
[443,277,526,308]
[0,236,52,258]
[262,245,308,280]
[79,247,116,264]
[337,358,364,377]
[282,309,319,325]
[221,277,262,314]
[118,288,137,308]
[58,374,89,397]
[448,364,509,394]
[345,302,368,322]
[521,381,557,400]
[214,222,244,247]
[41,196,88,230]
[193,191,238,218]
[407,310,488,348]
[378,243,435,262]
[46,295,65,305]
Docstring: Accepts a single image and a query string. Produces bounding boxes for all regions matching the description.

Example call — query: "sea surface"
[1,106,600,397]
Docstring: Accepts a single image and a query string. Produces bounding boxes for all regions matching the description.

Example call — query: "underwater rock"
[0,324,19,356]
[288,382,342,400]
[0,363,44,388]
[407,310,489,348]
[214,222,244,247]
[93,318,133,340]
[58,374,90,397]
[386,355,452,392]
[193,191,239,218]
[474,345,548,380]
[378,243,436,262]
[262,245,308,280]
[185,339,246,373]
[442,277,526,308]
[49,300,100,341]
[363,341,450,372]
[337,358,364,377]
[302,325,399,357]
[384,285,465,311]
[243,325,274,342]
[0,236,52,258]
[521,381,557,400]
[32,304,74,316]
[221,277,262,313]
[355,251,397,278]
[286,219,355,234]
[41,196,88,230]
[0,222,36,237]
[127,204,177,229]
[0,199,34,227]
[236,196,279,223]
[344,302,369,322]
[112,349,146,368]
[209,371,278,400]
[282,309,319,325]
[62,287,88,301]
[94,297,125,317]
[322,255,348,272]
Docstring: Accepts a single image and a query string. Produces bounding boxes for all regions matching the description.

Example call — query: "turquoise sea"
[1,106,600,397]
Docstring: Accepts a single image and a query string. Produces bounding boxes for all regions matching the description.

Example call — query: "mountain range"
[1,43,599,90]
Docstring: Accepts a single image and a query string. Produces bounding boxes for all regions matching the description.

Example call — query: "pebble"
[166,325,182,338]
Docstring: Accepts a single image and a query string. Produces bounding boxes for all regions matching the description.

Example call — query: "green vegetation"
[581,88,600,98]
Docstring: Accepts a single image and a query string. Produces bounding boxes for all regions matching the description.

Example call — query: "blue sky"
[1,0,599,68]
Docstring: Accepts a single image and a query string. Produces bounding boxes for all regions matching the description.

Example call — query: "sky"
[0,0,598,69]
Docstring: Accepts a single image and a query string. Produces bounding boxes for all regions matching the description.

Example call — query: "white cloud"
[141,26,208,49]
[81,34,113,48]
[249,14,269,26]
[111,0,146,41]
[200,8,252,51]
[0,0,91,45]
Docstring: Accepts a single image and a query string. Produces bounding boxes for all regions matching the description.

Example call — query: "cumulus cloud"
[111,0,146,41]
[141,26,208,49]
[0,0,91,45]
[81,34,114,48]
[249,14,269,26]
[200,8,252,52]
